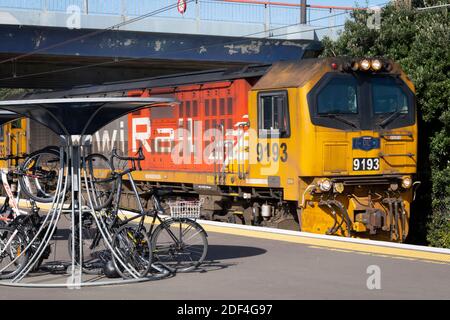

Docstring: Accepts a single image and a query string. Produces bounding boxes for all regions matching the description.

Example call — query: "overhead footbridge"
[0,0,331,89]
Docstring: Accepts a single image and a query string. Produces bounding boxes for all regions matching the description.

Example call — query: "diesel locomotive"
[0,57,419,242]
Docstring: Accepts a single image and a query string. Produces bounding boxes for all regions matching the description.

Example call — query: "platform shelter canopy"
[0,97,174,136]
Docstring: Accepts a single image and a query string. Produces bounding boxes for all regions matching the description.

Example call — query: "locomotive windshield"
[317,77,358,114]
[372,77,409,114]
[308,74,415,130]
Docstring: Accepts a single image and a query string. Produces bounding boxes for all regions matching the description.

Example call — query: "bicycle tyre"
[18,148,63,203]
[84,153,115,210]
[0,226,30,279]
[111,224,152,279]
[151,218,208,273]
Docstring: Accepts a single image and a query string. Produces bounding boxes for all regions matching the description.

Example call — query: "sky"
[276,0,389,39]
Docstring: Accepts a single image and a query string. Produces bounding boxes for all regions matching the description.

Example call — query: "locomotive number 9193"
[353,158,380,171]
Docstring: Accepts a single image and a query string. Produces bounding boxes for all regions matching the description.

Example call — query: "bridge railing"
[0,0,353,30]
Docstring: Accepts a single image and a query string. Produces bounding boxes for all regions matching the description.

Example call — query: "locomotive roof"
[251,57,403,91]
[252,58,327,90]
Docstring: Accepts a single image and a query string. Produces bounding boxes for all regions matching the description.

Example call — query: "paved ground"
[0,224,449,300]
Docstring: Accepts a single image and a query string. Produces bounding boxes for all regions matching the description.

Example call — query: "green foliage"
[0,88,27,100]
[427,206,450,248]
[321,1,450,247]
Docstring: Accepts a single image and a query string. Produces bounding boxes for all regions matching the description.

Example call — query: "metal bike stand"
[0,98,175,287]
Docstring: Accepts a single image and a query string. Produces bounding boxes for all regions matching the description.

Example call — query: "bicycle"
[148,193,208,273]
[0,153,55,279]
[17,147,61,204]
[0,154,29,223]
[75,146,208,278]
[17,146,115,208]
[70,147,153,278]
[0,146,150,279]
[0,148,112,279]
[0,194,52,279]
[107,147,208,275]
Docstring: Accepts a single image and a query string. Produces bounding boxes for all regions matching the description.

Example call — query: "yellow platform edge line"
[199,223,450,264]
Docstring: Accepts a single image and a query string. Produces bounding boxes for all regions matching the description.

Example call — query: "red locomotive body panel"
[128,79,252,172]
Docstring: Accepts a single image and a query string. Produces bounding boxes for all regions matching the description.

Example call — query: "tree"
[321,0,450,247]
[0,88,27,100]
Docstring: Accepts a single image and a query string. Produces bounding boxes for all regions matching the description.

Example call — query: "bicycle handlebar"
[112,147,144,162]
[111,147,145,172]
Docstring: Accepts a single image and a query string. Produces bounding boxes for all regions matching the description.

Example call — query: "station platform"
[0,210,448,299]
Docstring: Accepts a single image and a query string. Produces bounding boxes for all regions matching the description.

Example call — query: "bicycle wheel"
[0,226,29,279]
[111,224,152,279]
[84,153,115,210]
[19,148,62,203]
[151,218,208,273]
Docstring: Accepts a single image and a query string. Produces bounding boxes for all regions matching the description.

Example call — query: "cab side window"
[258,91,290,138]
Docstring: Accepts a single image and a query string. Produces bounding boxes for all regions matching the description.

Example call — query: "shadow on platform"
[206,244,267,260]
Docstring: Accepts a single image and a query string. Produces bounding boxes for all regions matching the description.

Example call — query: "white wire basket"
[168,199,203,219]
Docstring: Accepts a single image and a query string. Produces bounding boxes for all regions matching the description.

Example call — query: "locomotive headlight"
[360,59,371,71]
[334,182,345,193]
[371,59,382,71]
[402,176,413,189]
[318,178,333,192]
[351,61,360,71]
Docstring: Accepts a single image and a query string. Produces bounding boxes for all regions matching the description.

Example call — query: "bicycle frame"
[111,170,182,246]
[0,169,27,219]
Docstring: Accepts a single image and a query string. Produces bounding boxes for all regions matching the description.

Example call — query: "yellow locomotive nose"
[249,57,419,242]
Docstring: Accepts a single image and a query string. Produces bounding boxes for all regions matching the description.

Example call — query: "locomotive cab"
[248,58,418,241]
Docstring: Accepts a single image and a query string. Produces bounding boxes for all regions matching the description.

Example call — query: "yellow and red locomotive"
[0,57,419,242]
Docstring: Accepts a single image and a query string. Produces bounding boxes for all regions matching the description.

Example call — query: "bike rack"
[0,98,175,287]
